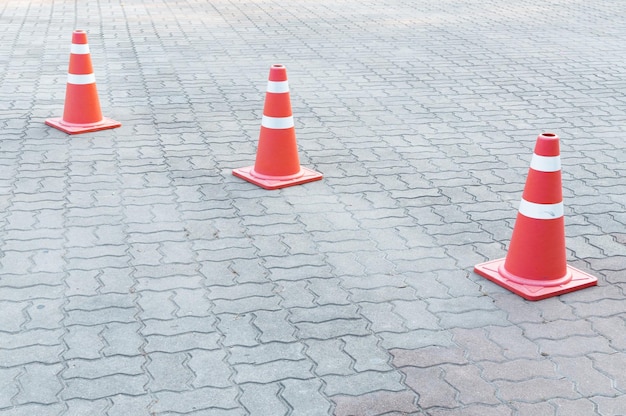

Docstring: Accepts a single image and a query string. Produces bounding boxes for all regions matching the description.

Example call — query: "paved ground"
[1,0,625,415]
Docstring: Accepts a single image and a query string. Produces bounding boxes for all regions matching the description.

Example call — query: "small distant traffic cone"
[233,64,322,190]
[474,132,597,301]
[45,30,120,134]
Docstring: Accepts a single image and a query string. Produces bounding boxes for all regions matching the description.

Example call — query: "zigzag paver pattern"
[0,0,625,415]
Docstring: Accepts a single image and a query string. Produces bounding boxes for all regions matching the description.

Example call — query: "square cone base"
[45,117,121,135]
[474,258,598,301]
[233,166,322,190]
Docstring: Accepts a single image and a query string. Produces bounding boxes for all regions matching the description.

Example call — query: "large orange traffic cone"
[45,30,121,134]
[233,64,322,190]
[474,132,597,300]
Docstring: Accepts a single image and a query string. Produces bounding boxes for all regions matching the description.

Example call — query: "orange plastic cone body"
[474,133,597,300]
[45,30,120,134]
[233,64,322,189]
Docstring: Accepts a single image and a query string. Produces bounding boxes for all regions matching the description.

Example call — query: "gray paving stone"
[358,302,407,333]
[0,302,27,332]
[212,296,282,315]
[443,364,500,406]
[145,332,221,354]
[281,378,332,416]
[589,352,626,392]
[486,325,542,360]
[251,311,298,344]
[588,316,626,351]
[172,288,212,317]
[323,370,405,396]
[150,387,240,414]
[61,374,149,400]
[402,366,458,409]
[12,363,61,405]
[96,268,136,294]
[0,344,64,369]
[380,329,454,350]
[217,313,260,348]
[188,349,233,388]
[61,399,109,416]
[342,335,392,372]
[135,274,204,292]
[274,281,317,309]
[593,395,626,416]
[553,356,617,397]
[391,345,468,368]
[392,299,441,331]
[332,390,420,416]
[551,398,598,416]
[306,278,351,305]
[64,356,142,383]
[304,339,353,377]
[438,308,511,329]
[146,352,193,392]
[233,359,314,384]
[295,318,370,340]
[239,383,288,416]
[495,377,579,403]
[208,282,276,301]
[229,342,304,366]
[428,404,513,416]
[65,307,136,327]
[0,403,66,416]
[23,298,65,330]
[451,328,507,362]
[537,335,615,357]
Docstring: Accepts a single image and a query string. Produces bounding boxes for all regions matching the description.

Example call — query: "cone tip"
[269,64,287,81]
[540,132,558,139]
[535,132,560,156]
[72,30,89,44]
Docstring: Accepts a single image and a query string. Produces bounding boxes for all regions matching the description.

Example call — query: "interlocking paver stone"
[233,359,313,384]
[304,339,354,376]
[495,377,579,403]
[324,370,405,396]
[332,390,420,416]
[2,0,625,414]
[239,383,287,416]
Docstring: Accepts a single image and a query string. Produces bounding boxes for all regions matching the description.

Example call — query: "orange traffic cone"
[233,64,322,190]
[45,30,121,134]
[474,132,597,300]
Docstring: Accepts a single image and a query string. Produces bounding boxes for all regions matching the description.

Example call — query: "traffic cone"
[233,64,322,190]
[45,30,121,134]
[474,132,597,300]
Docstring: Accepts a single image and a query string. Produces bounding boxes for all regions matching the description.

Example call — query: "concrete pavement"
[1,0,625,414]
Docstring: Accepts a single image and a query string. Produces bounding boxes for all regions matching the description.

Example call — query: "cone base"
[45,117,121,135]
[474,258,597,301]
[233,165,322,190]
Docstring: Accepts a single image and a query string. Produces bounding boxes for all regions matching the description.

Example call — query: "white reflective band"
[70,44,90,54]
[530,154,561,172]
[266,80,289,93]
[262,115,294,129]
[67,73,96,85]
[518,198,564,220]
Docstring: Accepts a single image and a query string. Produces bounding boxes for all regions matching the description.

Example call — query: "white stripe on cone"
[266,80,289,93]
[518,198,564,220]
[67,73,96,85]
[530,154,561,172]
[262,115,294,129]
[70,44,90,54]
